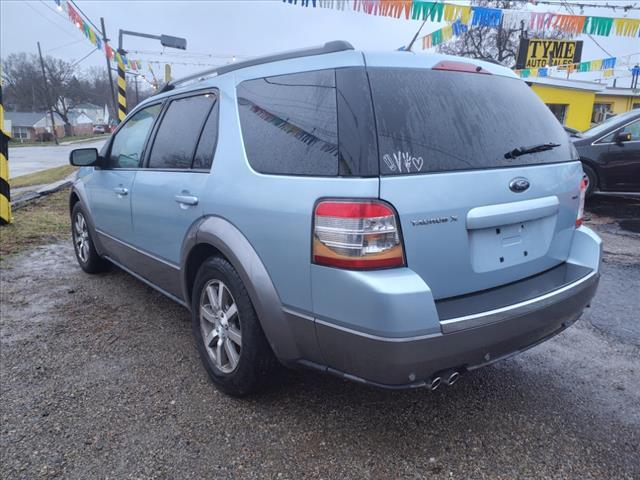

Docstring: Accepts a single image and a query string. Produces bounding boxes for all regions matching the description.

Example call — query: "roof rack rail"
[156,40,354,94]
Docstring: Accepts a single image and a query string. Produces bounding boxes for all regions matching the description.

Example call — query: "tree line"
[1,52,152,130]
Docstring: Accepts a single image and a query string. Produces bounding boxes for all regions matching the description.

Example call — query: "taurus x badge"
[509,177,530,193]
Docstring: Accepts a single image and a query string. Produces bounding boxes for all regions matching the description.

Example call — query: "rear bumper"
[303,226,602,388]
[314,271,597,387]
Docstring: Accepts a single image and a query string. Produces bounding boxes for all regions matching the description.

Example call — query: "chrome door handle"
[174,194,198,206]
[114,186,129,196]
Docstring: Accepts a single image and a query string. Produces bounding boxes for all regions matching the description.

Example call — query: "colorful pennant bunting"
[53,1,140,71]
[285,0,640,39]
[515,55,622,78]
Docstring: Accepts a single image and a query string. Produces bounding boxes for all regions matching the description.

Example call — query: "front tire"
[191,256,277,396]
[71,203,109,274]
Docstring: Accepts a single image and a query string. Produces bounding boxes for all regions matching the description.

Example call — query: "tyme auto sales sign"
[515,39,583,69]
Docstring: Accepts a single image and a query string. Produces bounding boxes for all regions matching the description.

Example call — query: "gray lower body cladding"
[310,273,599,388]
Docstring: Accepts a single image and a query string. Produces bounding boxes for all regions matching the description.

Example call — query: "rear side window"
[237,70,338,176]
[368,68,577,175]
[148,93,216,169]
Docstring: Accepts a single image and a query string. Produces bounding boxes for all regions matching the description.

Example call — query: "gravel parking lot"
[1,197,639,479]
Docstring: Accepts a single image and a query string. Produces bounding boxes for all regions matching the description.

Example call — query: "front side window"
[237,69,338,176]
[600,119,640,143]
[109,104,162,168]
[620,119,640,141]
[148,93,217,169]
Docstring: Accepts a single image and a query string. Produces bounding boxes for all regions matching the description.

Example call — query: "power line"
[145,60,223,67]
[24,1,82,40]
[126,49,251,60]
[70,47,99,68]
[45,38,86,54]
[508,0,640,11]
[560,0,614,57]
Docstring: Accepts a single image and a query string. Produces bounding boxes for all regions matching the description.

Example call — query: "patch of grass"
[10,165,77,189]
[0,188,70,260]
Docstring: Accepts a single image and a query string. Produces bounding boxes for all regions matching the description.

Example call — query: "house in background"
[526,77,640,131]
[68,111,94,136]
[71,103,109,126]
[4,111,65,142]
[592,87,640,123]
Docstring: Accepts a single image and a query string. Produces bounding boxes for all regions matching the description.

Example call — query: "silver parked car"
[68,42,601,396]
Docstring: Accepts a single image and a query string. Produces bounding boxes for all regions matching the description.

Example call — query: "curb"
[11,174,75,210]
[59,136,107,146]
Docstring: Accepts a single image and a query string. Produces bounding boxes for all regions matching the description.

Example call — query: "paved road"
[0,200,638,479]
[8,139,107,178]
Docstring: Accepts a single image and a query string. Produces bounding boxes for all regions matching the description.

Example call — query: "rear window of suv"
[368,68,577,175]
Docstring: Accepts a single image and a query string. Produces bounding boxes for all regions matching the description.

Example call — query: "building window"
[633,103,640,110]
[546,104,568,125]
[592,103,613,123]
[13,127,30,140]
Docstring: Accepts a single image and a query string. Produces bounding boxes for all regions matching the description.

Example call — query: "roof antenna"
[405,1,441,52]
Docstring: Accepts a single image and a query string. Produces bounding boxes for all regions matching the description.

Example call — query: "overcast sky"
[1,0,639,87]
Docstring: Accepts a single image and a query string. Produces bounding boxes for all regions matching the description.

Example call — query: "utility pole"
[36,42,58,145]
[100,17,118,124]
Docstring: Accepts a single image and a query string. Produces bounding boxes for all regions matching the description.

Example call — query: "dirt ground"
[1,196,639,479]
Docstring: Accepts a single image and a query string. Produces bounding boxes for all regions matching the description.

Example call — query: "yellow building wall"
[530,84,595,132]
[594,94,638,114]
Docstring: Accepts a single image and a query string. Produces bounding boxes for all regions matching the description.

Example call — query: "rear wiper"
[504,142,561,159]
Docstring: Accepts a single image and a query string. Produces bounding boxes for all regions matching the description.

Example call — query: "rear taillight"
[313,200,405,270]
[576,176,587,227]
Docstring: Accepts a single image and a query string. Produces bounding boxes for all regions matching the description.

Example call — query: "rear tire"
[582,163,597,198]
[191,256,277,396]
[71,203,109,274]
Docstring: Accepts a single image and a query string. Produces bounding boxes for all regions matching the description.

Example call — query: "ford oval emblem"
[509,177,530,193]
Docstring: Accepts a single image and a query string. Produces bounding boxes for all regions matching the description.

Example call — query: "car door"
[598,118,640,192]
[85,103,162,261]
[128,91,219,297]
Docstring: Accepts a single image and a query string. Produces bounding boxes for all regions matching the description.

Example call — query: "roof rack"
[156,40,354,94]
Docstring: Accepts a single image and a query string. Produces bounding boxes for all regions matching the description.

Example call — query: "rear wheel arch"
[181,216,301,363]
[184,243,223,307]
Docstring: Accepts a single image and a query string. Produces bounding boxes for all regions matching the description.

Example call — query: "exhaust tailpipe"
[443,370,460,386]
[428,376,441,390]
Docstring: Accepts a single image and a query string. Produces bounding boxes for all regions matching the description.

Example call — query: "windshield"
[368,68,577,175]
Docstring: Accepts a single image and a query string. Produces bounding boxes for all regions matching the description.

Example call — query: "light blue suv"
[69,41,601,396]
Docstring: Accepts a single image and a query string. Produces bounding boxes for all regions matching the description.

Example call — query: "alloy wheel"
[73,212,90,263]
[199,279,242,373]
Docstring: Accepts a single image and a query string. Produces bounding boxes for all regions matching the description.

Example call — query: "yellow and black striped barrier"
[0,79,12,225]
[117,51,127,122]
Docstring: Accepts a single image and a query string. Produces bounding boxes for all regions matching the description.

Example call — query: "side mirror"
[614,131,632,144]
[70,148,100,167]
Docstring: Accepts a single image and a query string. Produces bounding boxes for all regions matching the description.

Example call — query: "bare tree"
[3,53,153,129]
[437,0,570,67]
[1,53,45,112]
[2,53,79,131]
